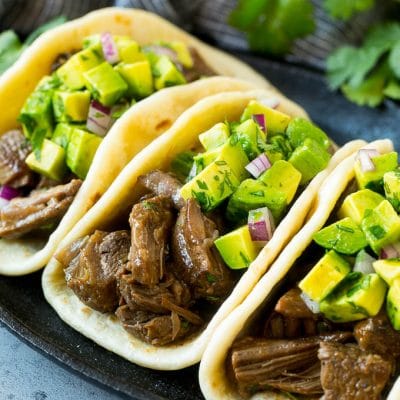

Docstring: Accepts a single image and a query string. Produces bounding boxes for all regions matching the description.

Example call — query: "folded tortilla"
[199,139,398,400]
[42,89,366,370]
[0,7,273,276]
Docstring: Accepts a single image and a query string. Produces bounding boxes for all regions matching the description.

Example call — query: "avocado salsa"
[0,33,214,239]
[230,148,400,398]
[56,100,334,346]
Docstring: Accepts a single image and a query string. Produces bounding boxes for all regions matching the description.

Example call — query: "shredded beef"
[171,198,234,300]
[318,341,392,400]
[183,47,216,82]
[0,130,35,188]
[274,288,316,319]
[0,179,82,238]
[137,170,184,209]
[354,312,400,361]
[231,332,352,396]
[57,230,130,313]
[127,195,174,286]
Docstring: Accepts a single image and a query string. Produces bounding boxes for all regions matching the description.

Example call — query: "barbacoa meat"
[231,332,352,396]
[0,179,82,238]
[127,195,174,286]
[0,130,35,188]
[354,312,400,361]
[117,271,202,345]
[172,198,234,300]
[183,47,215,82]
[137,170,184,209]
[318,341,392,400]
[116,306,191,346]
[57,230,130,313]
[274,288,316,319]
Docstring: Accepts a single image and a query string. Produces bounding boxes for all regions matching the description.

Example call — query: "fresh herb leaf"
[0,31,23,75]
[327,22,400,107]
[229,0,315,56]
[0,16,66,76]
[323,0,375,21]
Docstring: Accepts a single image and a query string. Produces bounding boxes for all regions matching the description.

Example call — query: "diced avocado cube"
[83,62,128,107]
[387,279,400,330]
[313,217,368,255]
[169,41,193,68]
[18,87,54,139]
[226,179,286,224]
[232,119,266,160]
[52,123,79,149]
[199,123,230,151]
[191,148,220,177]
[361,200,400,254]
[355,151,398,191]
[286,118,330,150]
[258,160,301,204]
[373,259,400,285]
[115,61,153,99]
[269,135,292,159]
[26,139,66,181]
[180,161,240,212]
[320,272,387,323]
[241,100,291,134]
[57,46,103,90]
[153,56,186,90]
[170,151,196,182]
[191,141,249,182]
[288,138,331,185]
[214,225,258,269]
[384,170,400,212]
[217,142,249,182]
[264,144,284,164]
[52,90,90,122]
[338,189,385,225]
[119,42,146,64]
[299,250,351,302]
[66,128,102,179]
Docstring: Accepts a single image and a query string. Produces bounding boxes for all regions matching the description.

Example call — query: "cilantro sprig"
[229,0,315,56]
[0,16,66,75]
[327,23,400,106]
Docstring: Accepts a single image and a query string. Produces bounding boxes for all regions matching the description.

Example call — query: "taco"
[0,7,272,276]
[42,89,365,370]
[199,139,400,399]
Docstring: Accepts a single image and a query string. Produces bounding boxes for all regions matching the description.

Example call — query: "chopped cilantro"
[206,273,217,283]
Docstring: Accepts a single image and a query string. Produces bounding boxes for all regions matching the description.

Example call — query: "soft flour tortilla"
[199,139,398,400]
[0,6,275,276]
[43,88,365,370]
[0,77,257,276]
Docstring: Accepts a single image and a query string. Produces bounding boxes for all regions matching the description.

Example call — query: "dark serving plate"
[0,54,399,400]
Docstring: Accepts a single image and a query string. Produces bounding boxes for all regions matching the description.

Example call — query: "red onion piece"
[101,32,120,64]
[86,100,112,137]
[0,185,19,201]
[260,98,280,109]
[248,207,275,245]
[300,292,320,314]
[252,114,266,132]
[245,153,271,178]
[380,242,400,259]
[357,148,379,173]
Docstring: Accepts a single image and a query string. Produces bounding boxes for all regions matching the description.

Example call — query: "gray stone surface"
[0,322,124,400]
